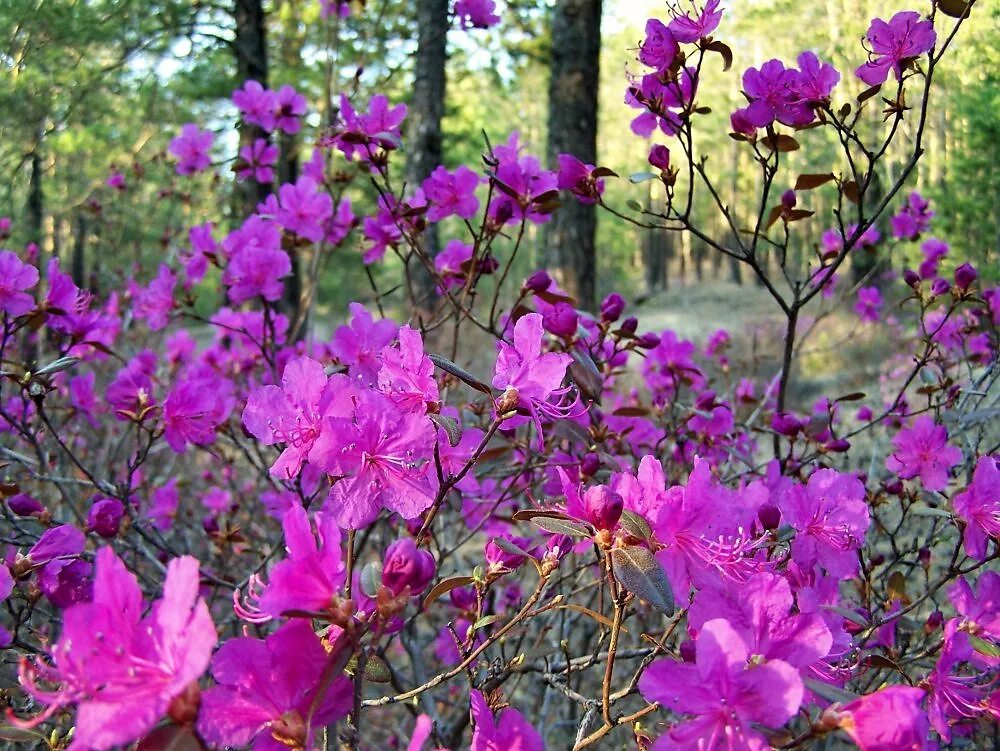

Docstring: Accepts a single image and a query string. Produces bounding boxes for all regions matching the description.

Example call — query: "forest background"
[1,0,997,331]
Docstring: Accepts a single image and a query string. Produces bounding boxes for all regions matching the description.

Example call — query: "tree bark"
[232,0,271,213]
[544,0,602,313]
[405,0,449,324]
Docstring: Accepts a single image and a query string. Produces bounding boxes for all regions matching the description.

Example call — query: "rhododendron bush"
[1,2,998,750]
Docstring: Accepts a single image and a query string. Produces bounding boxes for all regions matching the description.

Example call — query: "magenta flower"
[856,11,937,86]
[487,133,559,225]
[252,504,346,618]
[792,51,840,103]
[854,286,883,323]
[15,548,215,751]
[782,469,869,578]
[222,216,291,303]
[273,84,307,134]
[106,350,157,421]
[169,123,213,175]
[162,375,234,453]
[243,356,333,479]
[129,264,176,331]
[330,301,399,385]
[377,324,441,412]
[948,571,1000,639]
[0,250,39,317]
[434,239,474,291]
[332,93,407,162]
[198,620,352,751]
[885,415,962,492]
[741,59,814,128]
[891,191,934,239]
[423,164,481,222]
[325,197,356,246]
[951,455,999,561]
[668,0,724,43]
[87,498,124,538]
[454,0,500,29]
[838,686,931,751]
[276,176,334,243]
[639,19,679,73]
[469,689,544,751]
[556,153,605,205]
[642,329,705,399]
[312,388,437,529]
[688,572,833,670]
[627,68,697,137]
[639,618,804,751]
[237,138,278,183]
[361,201,403,264]
[233,80,277,132]
[493,312,576,442]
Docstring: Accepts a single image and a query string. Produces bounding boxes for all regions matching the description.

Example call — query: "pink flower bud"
[87,498,124,539]
[382,538,436,596]
[7,492,44,517]
[581,486,623,531]
[758,503,782,531]
[620,316,638,334]
[580,452,601,477]
[636,332,660,349]
[780,189,796,209]
[648,144,671,171]
[902,268,920,288]
[542,302,579,338]
[930,277,950,297]
[523,270,552,293]
[600,293,625,322]
[953,262,977,290]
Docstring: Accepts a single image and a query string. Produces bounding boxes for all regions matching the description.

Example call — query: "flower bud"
[87,498,124,539]
[523,270,552,293]
[824,438,851,452]
[771,412,803,437]
[758,503,781,531]
[953,263,977,290]
[902,268,920,289]
[580,452,601,477]
[648,144,671,171]
[636,332,660,349]
[924,610,943,634]
[600,293,625,322]
[581,486,624,531]
[8,492,44,517]
[485,536,531,570]
[780,189,796,209]
[620,316,639,334]
[918,546,931,570]
[381,538,436,596]
[930,277,950,297]
[542,302,579,339]
[679,638,697,663]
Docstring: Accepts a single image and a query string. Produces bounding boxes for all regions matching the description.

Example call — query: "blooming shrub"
[0,2,996,751]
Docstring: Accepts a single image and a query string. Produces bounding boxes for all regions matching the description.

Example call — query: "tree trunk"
[27,142,44,250]
[405,0,449,324]
[544,0,602,313]
[72,213,87,288]
[232,0,271,213]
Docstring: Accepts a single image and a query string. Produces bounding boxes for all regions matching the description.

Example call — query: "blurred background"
[0,0,995,327]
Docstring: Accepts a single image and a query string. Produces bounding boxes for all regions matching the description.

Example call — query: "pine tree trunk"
[405,0,449,324]
[232,0,271,213]
[544,0,602,313]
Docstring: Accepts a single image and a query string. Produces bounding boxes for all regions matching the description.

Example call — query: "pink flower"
[0,250,39,317]
[948,571,1000,639]
[639,19,679,73]
[162,375,234,453]
[106,350,158,421]
[668,0,724,43]
[233,80,277,132]
[330,302,399,385]
[561,476,624,531]
[434,239,474,291]
[222,216,291,303]
[381,537,436,596]
[885,415,962,492]
[639,618,803,751]
[487,132,559,225]
[273,84,307,134]
[276,176,334,243]
[454,0,500,29]
[87,498,124,538]
[854,286,883,323]
[856,11,937,86]
[950,455,999,561]
[129,264,176,331]
[423,164,481,222]
[556,153,605,205]
[891,191,934,239]
[253,504,346,618]
[169,123,213,175]
[782,469,869,578]
[627,69,697,137]
[741,59,814,128]
[838,686,931,751]
[792,51,840,103]
[243,356,334,479]
[469,689,543,751]
[325,198,357,246]
[377,325,440,412]
[147,480,180,530]
[14,548,215,751]
[493,312,576,443]
[236,138,278,183]
[198,620,352,751]
[311,389,437,529]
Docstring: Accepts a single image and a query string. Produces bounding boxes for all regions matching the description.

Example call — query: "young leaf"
[423,575,475,608]
[795,173,835,190]
[532,516,592,538]
[430,413,463,447]
[428,354,493,397]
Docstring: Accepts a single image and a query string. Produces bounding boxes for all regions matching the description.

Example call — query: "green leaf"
[430,413,463,447]
[532,515,592,538]
[423,575,475,608]
[473,614,501,631]
[969,635,1000,658]
[804,678,859,704]
[610,544,674,615]
[629,171,658,184]
[428,354,493,397]
[618,510,652,541]
[360,561,382,598]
